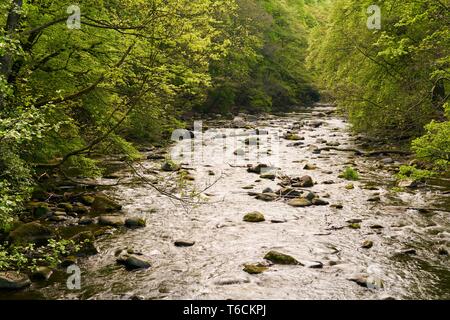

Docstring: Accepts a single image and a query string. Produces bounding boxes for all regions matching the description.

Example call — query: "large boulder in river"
[0,272,31,290]
[8,222,53,245]
[91,195,122,213]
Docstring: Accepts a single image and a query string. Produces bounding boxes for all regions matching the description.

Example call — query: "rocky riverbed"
[1,104,449,300]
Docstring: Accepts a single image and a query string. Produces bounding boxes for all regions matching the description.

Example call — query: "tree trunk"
[0,0,22,80]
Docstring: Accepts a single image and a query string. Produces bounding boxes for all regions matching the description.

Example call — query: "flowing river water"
[4,105,450,300]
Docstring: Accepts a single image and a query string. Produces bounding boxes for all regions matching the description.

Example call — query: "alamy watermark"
[367,5,381,30]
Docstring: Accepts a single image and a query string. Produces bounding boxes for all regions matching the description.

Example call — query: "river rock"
[264,251,301,265]
[330,204,344,209]
[232,116,246,128]
[382,158,394,164]
[57,203,73,212]
[293,175,314,188]
[312,198,329,206]
[255,193,277,202]
[78,217,95,225]
[288,198,312,207]
[304,163,317,170]
[0,272,31,290]
[31,267,53,281]
[247,164,269,174]
[260,173,276,180]
[91,195,122,213]
[243,264,268,274]
[98,215,125,227]
[243,211,265,222]
[9,222,53,245]
[262,187,274,194]
[72,203,90,215]
[117,254,151,270]
[80,195,95,205]
[125,217,146,229]
[362,240,374,249]
[234,148,245,156]
[322,180,335,185]
[174,240,196,247]
[70,231,98,255]
[245,137,259,145]
[348,274,384,289]
[398,179,420,188]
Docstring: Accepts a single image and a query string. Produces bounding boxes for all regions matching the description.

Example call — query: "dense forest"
[0,0,449,288]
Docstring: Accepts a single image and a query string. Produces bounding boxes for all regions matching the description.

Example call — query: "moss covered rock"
[8,222,53,245]
[91,195,122,213]
[243,264,268,274]
[125,217,146,229]
[161,161,180,172]
[264,251,300,265]
[243,212,265,223]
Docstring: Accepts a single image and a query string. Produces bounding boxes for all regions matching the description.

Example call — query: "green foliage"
[411,103,450,172]
[396,165,435,181]
[340,167,359,181]
[0,239,79,272]
[307,0,449,139]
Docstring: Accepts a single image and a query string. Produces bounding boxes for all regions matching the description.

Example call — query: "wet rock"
[61,256,78,268]
[362,240,374,249]
[91,195,122,213]
[262,187,273,194]
[49,214,68,222]
[288,198,312,207]
[382,158,394,164]
[247,164,269,174]
[9,222,53,245]
[78,217,95,225]
[368,196,381,202]
[243,211,265,223]
[277,187,302,197]
[57,203,73,212]
[438,247,449,255]
[72,203,90,215]
[31,267,53,281]
[330,204,344,209]
[309,121,323,128]
[346,219,363,224]
[287,142,305,147]
[0,272,31,290]
[264,251,301,265]
[398,179,419,188]
[98,215,125,227]
[304,192,316,201]
[301,260,323,269]
[326,141,340,147]
[348,223,361,229]
[322,180,335,185]
[174,240,196,247]
[125,217,146,229]
[243,264,268,274]
[293,175,314,188]
[80,195,95,205]
[117,254,151,270]
[242,185,254,190]
[161,161,181,172]
[260,173,276,180]
[312,198,329,206]
[369,224,384,229]
[271,218,287,224]
[303,163,317,170]
[234,148,245,156]
[348,274,384,289]
[208,170,215,176]
[283,133,304,141]
[255,193,277,202]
